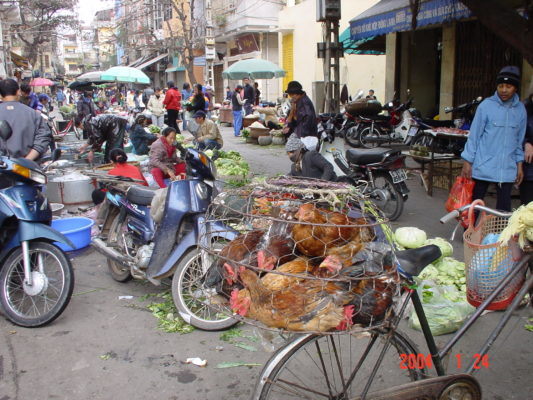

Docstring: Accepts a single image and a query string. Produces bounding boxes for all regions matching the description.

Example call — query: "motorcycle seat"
[126,185,158,206]
[346,147,400,165]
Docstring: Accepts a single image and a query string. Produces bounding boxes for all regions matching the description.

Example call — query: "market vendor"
[130,114,157,155]
[282,81,318,139]
[253,103,282,130]
[286,135,336,181]
[192,110,223,150]
[78,114,128,163]
[149,127,186,188]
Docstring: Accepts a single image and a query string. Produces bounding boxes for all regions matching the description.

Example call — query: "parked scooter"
[0,121,75,327]
[319,127,409,221]
[90,144,239,330]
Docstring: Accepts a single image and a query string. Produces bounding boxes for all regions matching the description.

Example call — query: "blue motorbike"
[91,144,239,330]
[0,121,75,327]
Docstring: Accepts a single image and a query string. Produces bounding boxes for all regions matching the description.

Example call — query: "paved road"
[0,125,531,400]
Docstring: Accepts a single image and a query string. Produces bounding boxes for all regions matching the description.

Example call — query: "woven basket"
[463,200,524,310]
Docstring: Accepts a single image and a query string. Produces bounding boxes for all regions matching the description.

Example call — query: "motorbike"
[90,143,239,331]
[318,124,409,221]
[355,97,419,149]
[0,121,75,327]
[409,96,482,157]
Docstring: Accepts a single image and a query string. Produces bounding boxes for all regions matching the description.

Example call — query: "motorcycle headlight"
[12,164,47,184]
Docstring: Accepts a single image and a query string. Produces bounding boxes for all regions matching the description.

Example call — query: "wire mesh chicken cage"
[190,176,402,334]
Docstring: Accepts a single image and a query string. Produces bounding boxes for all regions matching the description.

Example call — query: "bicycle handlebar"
[440,203,512,224]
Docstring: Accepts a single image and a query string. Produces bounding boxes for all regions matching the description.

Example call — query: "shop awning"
[349,0,472,41]
[136,53,169,70]
[10,51,30,68]
[339,28,385,55]
[165,56,185,73]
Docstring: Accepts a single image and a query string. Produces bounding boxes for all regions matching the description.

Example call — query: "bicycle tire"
[253,329,425,400]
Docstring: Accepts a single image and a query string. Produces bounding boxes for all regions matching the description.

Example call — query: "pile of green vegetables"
[148,125,161,134]
[204,150,250,181]
[394,227,475,335]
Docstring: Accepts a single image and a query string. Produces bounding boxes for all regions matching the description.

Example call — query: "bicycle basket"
[198,177,401,334]
[463,200,524,310]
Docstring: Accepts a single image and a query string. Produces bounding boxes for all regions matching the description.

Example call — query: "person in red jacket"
[163,80,181,132]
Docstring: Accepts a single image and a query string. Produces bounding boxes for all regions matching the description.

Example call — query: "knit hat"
[193,110,206,119]
[285,81,304,95]
[285,134,305,152]
[496,66,521,88]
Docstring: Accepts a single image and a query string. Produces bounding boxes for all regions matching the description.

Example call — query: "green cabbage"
[394,227,427,249]
[424,237,453,261]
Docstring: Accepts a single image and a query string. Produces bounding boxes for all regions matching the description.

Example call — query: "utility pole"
[204,0,215,92]
[316,0,341,113]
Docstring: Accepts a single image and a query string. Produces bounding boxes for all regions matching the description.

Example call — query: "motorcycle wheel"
[0,241,74,327]
[106,214,132,282]
[344,125,360,147]
[371,172,404,221]
[360,126,385,149]
[172,246,238,331]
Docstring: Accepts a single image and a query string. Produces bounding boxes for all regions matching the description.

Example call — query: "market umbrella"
[30,77,55,87]
[100,66,150,84]
[76,71,104,82]
[222,59,286,80]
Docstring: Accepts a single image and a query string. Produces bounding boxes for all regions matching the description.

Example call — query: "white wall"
[278,0,385,105]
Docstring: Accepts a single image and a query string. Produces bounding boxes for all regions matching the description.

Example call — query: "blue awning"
[349,0,472,41]
[165,56,185,73]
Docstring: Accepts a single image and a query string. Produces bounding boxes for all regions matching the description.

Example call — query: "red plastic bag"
[445,177,475,227]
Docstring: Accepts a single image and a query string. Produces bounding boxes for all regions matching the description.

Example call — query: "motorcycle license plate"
[390,169,407,183]
[408,126,418,136]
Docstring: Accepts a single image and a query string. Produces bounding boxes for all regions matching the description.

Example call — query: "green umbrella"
[222,59,286,80]
[100,66,150,84]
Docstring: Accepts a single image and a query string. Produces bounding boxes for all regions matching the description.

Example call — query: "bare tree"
[164,0,206,85]
[14,0,78,67]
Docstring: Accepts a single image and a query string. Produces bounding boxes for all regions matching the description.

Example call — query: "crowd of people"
[0,66,531,209]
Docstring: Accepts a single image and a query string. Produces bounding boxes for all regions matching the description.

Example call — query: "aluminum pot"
[46,173,96,205]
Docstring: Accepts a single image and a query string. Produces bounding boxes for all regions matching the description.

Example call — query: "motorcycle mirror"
[355,90,364,100]
[0,120,13,141]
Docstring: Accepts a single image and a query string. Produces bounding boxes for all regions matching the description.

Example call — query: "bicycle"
[252,203,532,399]
[46,115,82,140]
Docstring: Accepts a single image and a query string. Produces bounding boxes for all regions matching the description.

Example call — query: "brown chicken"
[203,230,265,291]
[231,268,353,331]
[292,203,373,257]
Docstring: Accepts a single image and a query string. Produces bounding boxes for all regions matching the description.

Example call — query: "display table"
[405,129,469,196]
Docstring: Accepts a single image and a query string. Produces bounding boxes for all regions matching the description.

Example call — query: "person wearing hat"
[286,135,336,181]
[231,85,245,137]
[192,110,223,150]
[461,66,527,211]
[282,81,318,139]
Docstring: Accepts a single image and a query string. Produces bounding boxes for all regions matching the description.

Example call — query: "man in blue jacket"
[461,66,527,211]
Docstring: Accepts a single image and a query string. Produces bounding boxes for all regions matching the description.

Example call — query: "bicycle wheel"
[253,329,424,400]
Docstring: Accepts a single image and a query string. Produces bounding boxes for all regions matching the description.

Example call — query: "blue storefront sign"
[350,0,472,41]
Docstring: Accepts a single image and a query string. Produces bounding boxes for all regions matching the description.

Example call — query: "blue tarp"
[349,0,472,41]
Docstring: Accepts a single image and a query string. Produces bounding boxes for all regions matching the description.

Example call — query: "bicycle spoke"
[315,339,335,397]
[329,335,347,394]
